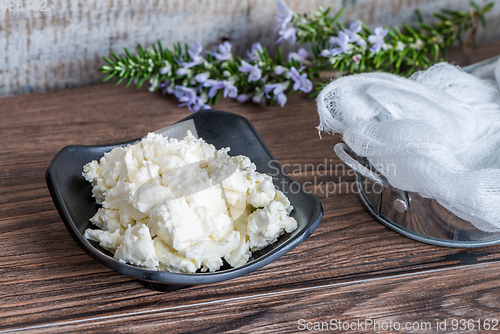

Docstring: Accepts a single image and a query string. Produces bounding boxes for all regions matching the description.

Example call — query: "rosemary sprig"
[100,1,493,111]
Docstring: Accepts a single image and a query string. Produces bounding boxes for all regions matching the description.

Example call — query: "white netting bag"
[317,59,500,231]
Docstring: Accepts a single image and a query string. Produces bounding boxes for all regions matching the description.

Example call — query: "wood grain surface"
[1,43,500,333]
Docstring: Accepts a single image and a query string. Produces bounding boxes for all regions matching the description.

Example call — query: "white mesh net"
[317,59,500,231]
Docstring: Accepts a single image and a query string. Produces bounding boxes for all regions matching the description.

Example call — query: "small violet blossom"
[190,96,211,112]
[274,65,288,75]
[289,67,312,93]
[177,41,204,71]
[274,0,294,30]
[247,43,263,61]
[239,60,262,82]
[264,82,288,107]
[176,67,189,76]
[236,93,253,103]
[288,48,310,64]
[321,31,352,57]
[203,79,238,99]
[159,62,172,75]
[158,81,174,95]
[277,26,297,45]
[195,72,209,84]
[212,41,232,61]
[368,27,388,53]
[252,93,265,104]
[188,42,204,62]
[160,67,169,75]
[345,20,366,46]
[173,85,210,112]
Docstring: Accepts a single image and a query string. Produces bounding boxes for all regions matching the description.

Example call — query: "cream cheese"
[83,131,297,273]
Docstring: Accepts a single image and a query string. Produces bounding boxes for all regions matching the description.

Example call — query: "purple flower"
[176,41,204,76]
[171,86,199,111]
[274,0,294,30]
[160,62,172,75]
[173,86,195,103]
[289,67,312,93]
[347,20,362,34]
[203,79,238,98]
[188,41,203,62]
[172,85,210,112]
[236,93,252,103]
[191,96,211,112]
[264,82,288,107]
[176,67,188,76]
[180,41,204,68]
[239,60,262,82]
[368,27,388,53]
[274,65,288,75]
[195,72,209,84]
[320,31,351,57]
[247,43,264,61]
[288,48,310,63]
[345,20,366,46]
[158,81,173,95]
[212,41,232,61]
[252,93,265,104]
[277,26,297,44]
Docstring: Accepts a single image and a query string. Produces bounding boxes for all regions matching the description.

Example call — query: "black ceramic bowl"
[46,110,323,291]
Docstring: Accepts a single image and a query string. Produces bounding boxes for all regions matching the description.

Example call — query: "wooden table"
[2,42,500,333]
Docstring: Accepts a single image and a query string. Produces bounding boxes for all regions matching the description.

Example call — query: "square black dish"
[46,110,323,291]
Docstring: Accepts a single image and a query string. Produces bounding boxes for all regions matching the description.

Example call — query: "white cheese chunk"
[83,131,298,273]
[247,201,298,251]
[114,223,159,269]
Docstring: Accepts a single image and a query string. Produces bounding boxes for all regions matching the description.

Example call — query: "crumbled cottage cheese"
[82,131,298,273]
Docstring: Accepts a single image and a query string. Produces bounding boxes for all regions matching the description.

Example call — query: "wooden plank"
[1,43,500,332]
[10,262,500,333]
